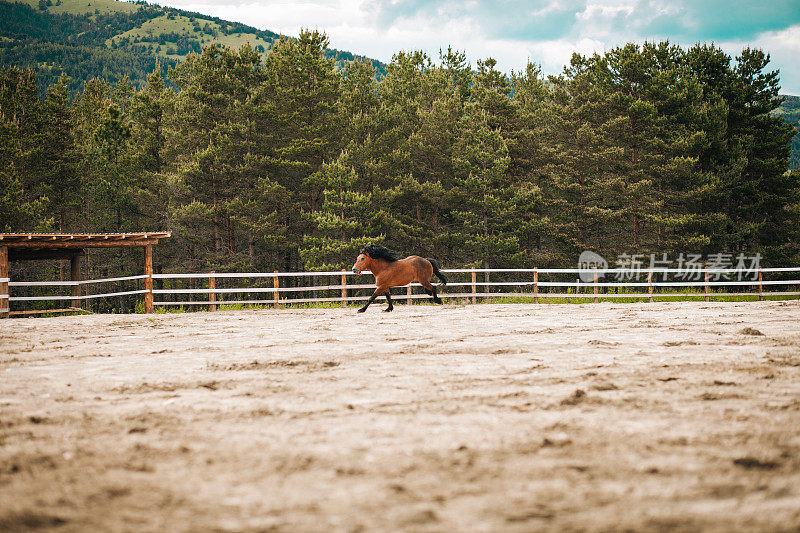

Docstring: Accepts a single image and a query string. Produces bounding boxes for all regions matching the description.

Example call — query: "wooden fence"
[4,267,800,315]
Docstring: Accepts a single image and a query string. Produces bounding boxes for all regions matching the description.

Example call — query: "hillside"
[775,95,800,169]
[106,11,276,62]
[19,0,140,14]
[0,0,385,93]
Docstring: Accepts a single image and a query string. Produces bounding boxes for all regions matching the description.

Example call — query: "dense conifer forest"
[1,25,798,280]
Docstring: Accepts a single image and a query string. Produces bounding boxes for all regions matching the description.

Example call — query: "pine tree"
[93,101,132,232]
[686,43,798,263]
[470,58,515,131]
[0,117,47,231]
[450,112,524,266]
[463,58,544,265]
[400,70,460,256]
[129,68,170,174]
[507,62,553,263]
[559,43,715,258]
[73,77,113,231]
[538,69,624,261]
[338,58,381,185]
[256,30,343,270]
[730,48,797,262]
[38,74,81,231]
[0,67,49,231]
[440,46,471,103]
[373,51,456,255]
[300,57,414,267]
[299,156,392,270]
[170,43,262,267]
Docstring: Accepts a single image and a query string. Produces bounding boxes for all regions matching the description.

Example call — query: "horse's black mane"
[362,244,400,262]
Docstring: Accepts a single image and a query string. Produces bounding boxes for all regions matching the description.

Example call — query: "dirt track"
[1,301,800,532]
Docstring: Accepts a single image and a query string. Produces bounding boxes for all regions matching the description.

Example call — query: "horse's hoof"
[383,307,393,312]
[357,308,366,313]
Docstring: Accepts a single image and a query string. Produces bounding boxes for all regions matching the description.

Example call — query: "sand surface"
[1,301,800,532]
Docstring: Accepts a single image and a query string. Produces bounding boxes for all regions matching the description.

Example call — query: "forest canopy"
[1,31,798,279]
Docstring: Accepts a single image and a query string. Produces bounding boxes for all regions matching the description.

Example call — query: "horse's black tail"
[427,258,447,286]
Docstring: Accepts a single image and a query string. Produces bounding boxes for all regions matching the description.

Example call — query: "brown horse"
[352,245,447,312]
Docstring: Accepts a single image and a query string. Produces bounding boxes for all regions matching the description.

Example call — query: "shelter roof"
[0,233,170,249]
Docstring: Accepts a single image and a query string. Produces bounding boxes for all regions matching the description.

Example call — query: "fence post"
[273,270,280,309]
[341,269,347,308]
[0,246,8,318]
[485,271,490,301]
[85,250,92,314]
[208,271,216,311]
[471,270,477,304]
[593,272,599,303]
[648,271,653,303]
[533,267,539,304]
[704,267,710,302]
[407,284,412,305]
[144,244,153,314]
[71,253,82,312]
[758,268,763,301]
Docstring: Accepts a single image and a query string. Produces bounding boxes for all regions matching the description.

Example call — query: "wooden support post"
[144,244,153,314]
[593,272,599,303]
[407,284,412,305]
[471,271,477,304]
[0,246,8,318]
[341,269,347,308]
[208,271,216,312]
[70,253,82,311]
[484,271,490,301]
[533,267,539,304]
[273,270,280,309]
[647,271,653,303]
[758,269,763,301]
[704,268,710,302]
[85,249,91,314]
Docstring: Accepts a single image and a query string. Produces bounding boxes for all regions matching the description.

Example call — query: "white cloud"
[528,38,606,73]
[717,24,800,94]
[153,1,355,36]
[147,0,800,94]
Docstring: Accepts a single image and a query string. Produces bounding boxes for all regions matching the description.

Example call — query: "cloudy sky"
[150,0,800,94]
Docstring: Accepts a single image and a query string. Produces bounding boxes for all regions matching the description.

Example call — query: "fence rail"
[3,267,800,316]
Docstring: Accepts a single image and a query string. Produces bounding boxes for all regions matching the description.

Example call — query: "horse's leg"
[420,280,442,304]
[383,292,393,312]
[430,285,442,304]
[358,289,383,313]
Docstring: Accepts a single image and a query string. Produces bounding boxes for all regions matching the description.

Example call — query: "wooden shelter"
[0,233,170,318]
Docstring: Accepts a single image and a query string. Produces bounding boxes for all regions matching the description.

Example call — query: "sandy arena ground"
[1,301,800,532]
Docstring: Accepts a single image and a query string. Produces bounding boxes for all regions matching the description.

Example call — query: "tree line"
[1,31,798,282]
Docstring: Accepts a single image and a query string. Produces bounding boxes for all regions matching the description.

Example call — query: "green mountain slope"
[107,10,276,62]
[0,0,385,93]
[775,95,800,169]
[0,0,173,91]
[19,0,140,15]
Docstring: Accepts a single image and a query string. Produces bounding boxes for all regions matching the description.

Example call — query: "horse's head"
[352,252,369,274]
